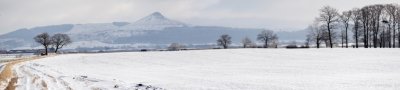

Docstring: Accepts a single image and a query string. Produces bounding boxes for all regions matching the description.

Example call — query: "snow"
[0,63,4,73]
[0,54,36,62]
[65,41,126,48]
[63,41,159,50]
[12,49,400,90]
[126,12,187,30]
[67,12,186,35]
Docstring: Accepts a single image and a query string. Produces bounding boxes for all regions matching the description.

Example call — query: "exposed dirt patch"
[41,80,48,90]
[5,77,18,90]
[0,56,49,89]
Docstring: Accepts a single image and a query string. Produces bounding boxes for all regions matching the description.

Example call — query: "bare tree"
[318,6,339,48]
[360,6,372,48]
[51,33,72,53]
[309,4,400,48]
[34,33,52,55]
[397,5,400,48]
[217,34,232,49]
[257,30,277,48]
[351,8,363,48]
[372,5,384,48]
[168,43,185,51]
[385,4,399,48]
[340,29,345,48]
[241,37,253,48]
[305,34,312,47]
[340,11,352,48]
[270,34,279,48]
[307,20,325,48]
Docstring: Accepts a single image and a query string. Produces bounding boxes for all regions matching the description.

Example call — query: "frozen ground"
[9,49,400,90]
[0,54,36,62]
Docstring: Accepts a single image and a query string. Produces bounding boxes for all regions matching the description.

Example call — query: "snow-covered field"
[11,49,400,90]
[0,54,36,63]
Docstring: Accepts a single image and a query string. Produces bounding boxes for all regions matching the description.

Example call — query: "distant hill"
[0,12,306,50]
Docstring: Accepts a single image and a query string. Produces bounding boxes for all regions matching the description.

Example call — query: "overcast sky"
[0,0,399,35]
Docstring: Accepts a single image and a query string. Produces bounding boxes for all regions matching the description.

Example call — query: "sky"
[0,0,399,35]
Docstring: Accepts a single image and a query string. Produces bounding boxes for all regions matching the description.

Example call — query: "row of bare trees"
[217,30,279,49]
[34,33,72,55]
[307,4,400,48]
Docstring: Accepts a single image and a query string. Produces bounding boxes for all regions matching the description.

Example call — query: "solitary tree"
[34,33,52,55]
[168,43,185,51]
[318,6,339,48]
[217,34,232,49]
[241,37,253,48]
[51,33,72,53]
[257,30,277,48]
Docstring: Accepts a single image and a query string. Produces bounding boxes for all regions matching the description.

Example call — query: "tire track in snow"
[17,64,72,90]
[0,56,46,90]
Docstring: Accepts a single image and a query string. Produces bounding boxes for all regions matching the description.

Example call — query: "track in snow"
[11,49,400,90]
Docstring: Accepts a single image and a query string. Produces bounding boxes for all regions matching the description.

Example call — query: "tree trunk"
[398,23,400,48]
[345,24,349,48]
[55,47,59,53]
[264,40,268,48]
[393,23,396,48]
[316,39,320,48]
[341,33,344,48]
[388,25,391,48]
[355,22,359,48]
[327,23,333,48]
[363,21,368,48]
[44,46,48,55]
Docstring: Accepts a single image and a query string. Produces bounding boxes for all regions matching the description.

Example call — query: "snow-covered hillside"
[11,49,400,90]
[67,12,187,34]
[0,12,306,50]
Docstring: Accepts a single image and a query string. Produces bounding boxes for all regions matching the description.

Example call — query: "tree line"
[307,4,400,48]
[168,30,280,50]
[216,30,279,49]
[34,32,72,55]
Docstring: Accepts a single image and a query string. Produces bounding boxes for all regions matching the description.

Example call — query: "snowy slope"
[125,12,187,30]
[0,12,307,50]
[64,12,188,45]
[67,12,186,34]
[12,49,400,90]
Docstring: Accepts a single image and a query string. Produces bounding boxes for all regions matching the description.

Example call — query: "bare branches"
[241,37,253,48]
[257,30,278,48]
[51,34,72,53]
[340,10,352,48]
[34,33,51,55]
[34,33,72,55]
[318,6,339,48]
[168,43,185,51]
[308,4,400,48]
[217,34,232,49]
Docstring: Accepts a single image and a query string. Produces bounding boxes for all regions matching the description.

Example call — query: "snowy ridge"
[67,23,119,34]
[126,12,187,30]
[67,12,187,34]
